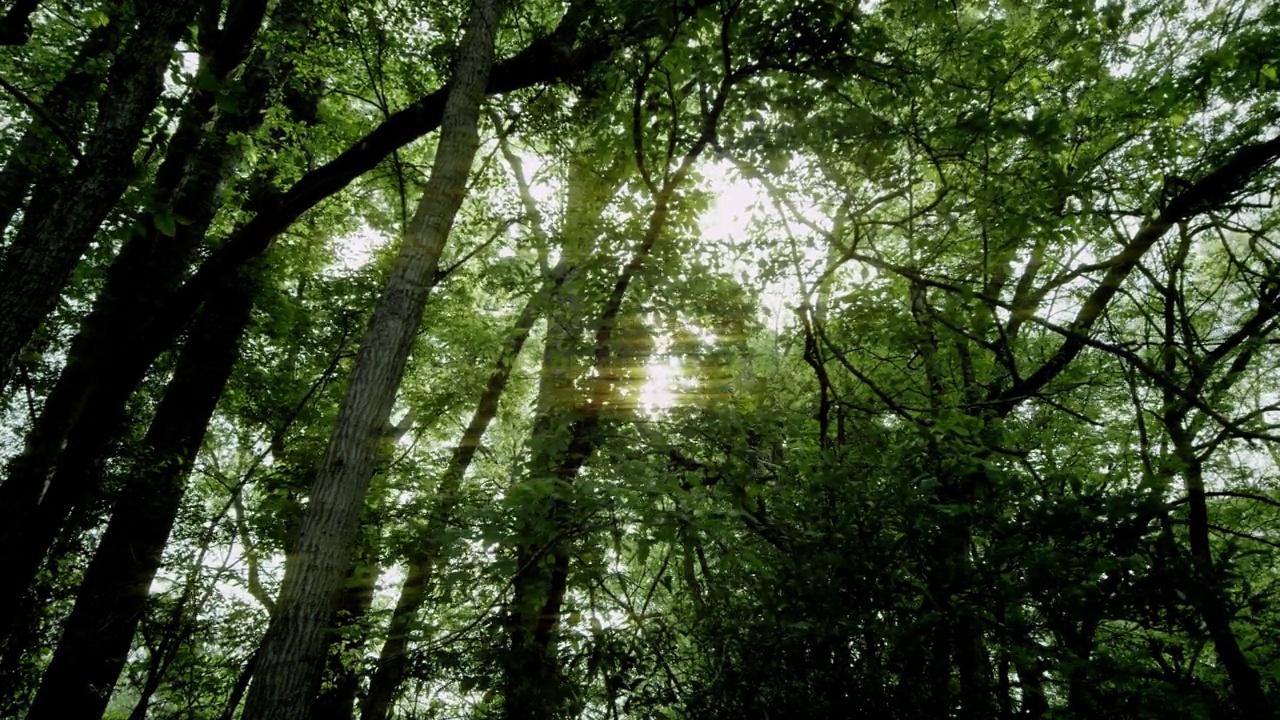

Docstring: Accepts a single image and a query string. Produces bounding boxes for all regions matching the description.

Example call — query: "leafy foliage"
[2,0,1280,719]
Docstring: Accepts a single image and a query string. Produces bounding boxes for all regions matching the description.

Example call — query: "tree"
[4,0,1280,718]
[241,0,507,715]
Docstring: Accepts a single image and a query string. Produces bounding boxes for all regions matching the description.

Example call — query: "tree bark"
[0,0,203,391]
[0,0,302,646]
[22,266,259,720]
[361,266,565,720]
[240,0,505,716]
[0,15,127,241]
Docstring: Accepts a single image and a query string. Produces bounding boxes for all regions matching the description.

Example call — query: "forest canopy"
[1,0,1280,718]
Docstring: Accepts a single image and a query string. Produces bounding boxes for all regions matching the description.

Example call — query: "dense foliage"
[1,0,1280,718]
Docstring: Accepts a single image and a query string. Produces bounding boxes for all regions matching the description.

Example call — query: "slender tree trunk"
[502,305,590,720]
[500,153,697,720]
[124,644,168,720]
[1063,615,1100,718]
[0,0,202,391]
[362,142,621,720]
[361,267,564,720]
[219,651,260,720]
[1171,424,1273,719]
[241,1,505,716]
[22,267,260,720]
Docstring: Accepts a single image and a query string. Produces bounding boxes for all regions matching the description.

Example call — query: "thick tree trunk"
[0,0,302,646]
[22,267,259,720]
[0,0,202,391]
[1063,616,1100,718]
[240,0,505,716]
[0,16,127,240]
[501,311,591,720]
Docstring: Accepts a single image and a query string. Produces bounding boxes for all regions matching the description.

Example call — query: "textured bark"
[361,269,564,720]
[0,17,127,240]
[22,267,258,720]
[0,0,302,647]
[240,0,506,716]
[0,0,203,392]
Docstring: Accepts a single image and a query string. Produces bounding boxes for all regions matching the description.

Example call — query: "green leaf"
[154,210,177,237]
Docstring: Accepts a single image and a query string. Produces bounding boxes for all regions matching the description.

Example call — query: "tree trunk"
[504,535,571,720]
[361,268,563,720]
[1171,424,1273,719]
[0,15,128,241]
[501,303,591,720]
[22,266,259,720]
[0,0,203,391]
[218,650,260,720]
[0,0,305,644]
[240,0,505,716]
[500,151,696,720]
[0,345,152,656]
